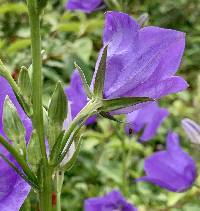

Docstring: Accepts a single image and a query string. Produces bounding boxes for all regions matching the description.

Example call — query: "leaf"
[101,97,153,112]
[93,45,108,98]
[18,66,32,104]
[99,111,122,123]
[74,63,93,99]
[27,130,42,172]
[3,96,26,154]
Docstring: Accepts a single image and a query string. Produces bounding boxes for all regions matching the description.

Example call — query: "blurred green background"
[1,0,200,210]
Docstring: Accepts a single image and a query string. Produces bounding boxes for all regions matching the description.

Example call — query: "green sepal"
[3,96,26,155]
[18,66,32,105]
[61,135,82,171]
[93,45,108,98]
[27,130,42,172]
[99,111,122,123]
[47,82,67,149]
[74,63,93,99]
[49,130,65,165]
[101,97,153,112]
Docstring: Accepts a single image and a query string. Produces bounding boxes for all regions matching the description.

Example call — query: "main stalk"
[27,1,52,210]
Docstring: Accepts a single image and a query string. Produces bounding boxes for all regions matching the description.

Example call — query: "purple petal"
[136,131,197,192]
[65,70,96,125]
[0,76,31,210]
[91,12,187,114]
[126,76,188,99]
[0,150,30,211]
[66,0,102,13]
[84,190,137,211]
[126,102,169,141]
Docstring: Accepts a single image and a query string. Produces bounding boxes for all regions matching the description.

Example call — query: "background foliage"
[0,0,200,210]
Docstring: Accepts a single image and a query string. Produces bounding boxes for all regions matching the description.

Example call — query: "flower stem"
[55,171,64,211]
[27,0,47,164]
[27,1,51,210]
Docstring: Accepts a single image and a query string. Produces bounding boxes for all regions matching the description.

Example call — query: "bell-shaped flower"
[65,70,96,125]
[84,190,137,211]
[125,102,169,142]
[182,118,200,144]
[0,76,31,210]
[136,132,196,192]
[66,0,102,13]
[92,11,188,114]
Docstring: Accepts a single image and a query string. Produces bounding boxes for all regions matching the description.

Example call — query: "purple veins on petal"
[125,102,169,142]
[0,76,31,210]
[136,131,197,192]
[91,11,188,114]
[66,0,102,13]
[84,190,137,211]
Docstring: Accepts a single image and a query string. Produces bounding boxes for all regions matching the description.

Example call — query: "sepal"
[93,45,108,98]
[101,97,153,112]
[27,130,42,172]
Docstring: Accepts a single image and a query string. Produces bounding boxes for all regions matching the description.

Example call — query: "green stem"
[27,0,47,164]
[27,1,51,210]
[55,171,64,211]
[39,166,53,211]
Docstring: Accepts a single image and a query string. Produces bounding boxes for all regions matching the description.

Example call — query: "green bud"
[27,130,42,172]
[18,66,32,105]
[3,96,26,155]
[47,82,67,149]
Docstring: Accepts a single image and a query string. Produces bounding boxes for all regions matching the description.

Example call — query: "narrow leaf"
[74,63,93,99]
[101,97,153,112]
[93,45,108,98]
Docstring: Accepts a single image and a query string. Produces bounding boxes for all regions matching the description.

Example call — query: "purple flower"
[66,0,102,13]
[182,118,200,144]
[0,76,31,210]
[65,70,96,125]
[84,190,137,211]
[92,11,188,114]
[125,102,169,142]
[136,132,196,192]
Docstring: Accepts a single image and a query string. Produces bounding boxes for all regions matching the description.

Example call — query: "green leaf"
[93,45,108,98]
[101,97,153,112]
[37,0,48,12]
[3,96,26,155]
[74,63,93,99]
[27,130,42,172]
[18,66,32,104]
[48,82,67,149]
